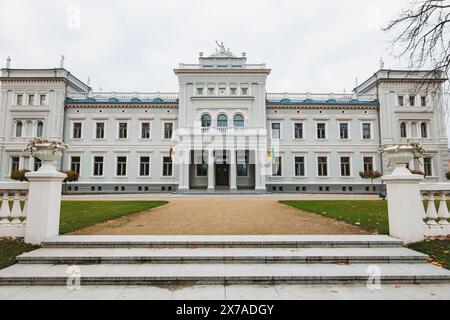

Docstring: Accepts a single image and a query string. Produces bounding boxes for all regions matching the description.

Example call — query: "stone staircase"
[1,235,450,286]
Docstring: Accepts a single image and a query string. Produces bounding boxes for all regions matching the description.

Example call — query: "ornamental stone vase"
[383,145,415,176]
[32,144,65,173]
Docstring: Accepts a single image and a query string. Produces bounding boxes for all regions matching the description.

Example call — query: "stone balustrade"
[420,183,450,236]
[0,182,29,238]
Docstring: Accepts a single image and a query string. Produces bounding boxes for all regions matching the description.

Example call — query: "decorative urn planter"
[382,145,415,176]
[25,139,67,173]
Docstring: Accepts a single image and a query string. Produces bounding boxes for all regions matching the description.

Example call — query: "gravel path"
[72,199,368,235]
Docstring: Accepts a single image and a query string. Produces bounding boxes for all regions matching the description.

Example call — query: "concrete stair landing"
[1,235,449,286]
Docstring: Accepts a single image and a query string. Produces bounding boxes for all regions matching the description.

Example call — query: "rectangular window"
[141,123,151,139]
[421,96,427,107]
[28,94,35,106]
[362,123,371,140]
[95,123,105,139]
[271,123,281,139]
[272,157,282,177]
[163,156,173,176]
[208,88,215,96]
[340,123,349,139]
[230,88,237,95]
[363,157,374,172]
[73,122,82,139]
[34,158,42,171]
[294,123,303,139]
[340,156,351,177]
[39,94,46,105]
[118,123,128,139]
[197,88,204,96]
[70,156,81,175]
[164,123,173,139]
[17,94,23,105]
[295,156,305,177]
[93,156,104,176]
[398,96,404,106]
[424,157,433,177]
[317,157,328,177]
[409,95,415,106]
[116,156,127,176]
[140,156,150,176]
[10,157,20,173]
[237,154,248,177]
[241,88,248,96]
[317,123,326,139]
[196,156,208,177]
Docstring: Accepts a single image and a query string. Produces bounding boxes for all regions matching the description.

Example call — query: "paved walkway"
[72,198,368,235]
[1,284,450,300]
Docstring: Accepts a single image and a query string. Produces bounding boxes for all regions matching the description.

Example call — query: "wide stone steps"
[1,263,449,285]
[16,247,429,265]
[42,235,404,248]
[1,235,449,286]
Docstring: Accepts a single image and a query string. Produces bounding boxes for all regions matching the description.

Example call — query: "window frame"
[340,156,352,177]
[339,122,350,140]
[362,156,375,173]
[423,157,433,177]
[94,122,106,140]
[139,156,151,177]
[115,156,128,177]
[92,155,105,177]
[316,122,327,140]
[72,122,83,139]
[162,156,173,177]
[294,156,306,177]
[272,156,283,177]
[10,156,20,174]
[70,156,81,175]
[162,122,174,140]
[361,122,372,140]
[117,122,128,139]
[140,122,151,140]
[317,155,329,177]
[271,122,281,140]
[293,122,304,140]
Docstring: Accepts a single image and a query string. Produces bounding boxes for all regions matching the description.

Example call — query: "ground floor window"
[424,157,433,177]
[196,159,208,177]
[116,157,127,176]
[272,157,282,177]
[93,156,104,176]
[237,153,248,177]
[363,157,374,172]
[294,156,305,177]
[340,156,351,177]
[163,156,173,176]
[34,158,42,172]
[70,156,81,175]
[10,157,20,173]
[317,156,328,177]
[140,156,150,176]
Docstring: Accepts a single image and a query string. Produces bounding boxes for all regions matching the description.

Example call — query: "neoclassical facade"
[0,48,448,194]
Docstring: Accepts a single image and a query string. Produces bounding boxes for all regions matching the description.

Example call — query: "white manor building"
[0,47,448,194]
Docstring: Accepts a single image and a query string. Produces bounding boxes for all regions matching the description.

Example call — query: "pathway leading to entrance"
[72,198,368,235]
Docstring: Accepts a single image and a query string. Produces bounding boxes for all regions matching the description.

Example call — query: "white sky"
[0,0,414,93]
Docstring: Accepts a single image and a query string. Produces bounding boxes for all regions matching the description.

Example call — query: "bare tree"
[384,0,450,77]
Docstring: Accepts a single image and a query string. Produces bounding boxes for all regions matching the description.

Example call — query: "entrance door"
[215,164,230,187]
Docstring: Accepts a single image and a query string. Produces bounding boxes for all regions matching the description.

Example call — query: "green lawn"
[0,201,167,270]
[282,200,450,269]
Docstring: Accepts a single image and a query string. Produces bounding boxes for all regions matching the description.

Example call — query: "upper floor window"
[294,123,303,139]
[421,122,428,138]
[39,94,46,105]
[217,115,228,128]
[141,123,151,139]
[196,88,204,96]
[16,94,23,105]
[409,95,415,106]
[73,122,82,139]
[271,123,281,139]
[398,95,404,106]
[233,114,244,128]
[317,123,326,139]
[201,114,212,128]
[400,122,407,138]
[241,88,248,96]
[339,123,349,139]
[424,157,433,177]
[95,123,105,139]
[362,123,371,140]
[36,121,44,137]
[28,95,35,106]
[15,121,23,137]
[164,123,173,139]
[118,123,128,139]
[421,96,427,107]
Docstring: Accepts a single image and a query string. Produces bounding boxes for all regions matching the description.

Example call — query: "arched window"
[400,122,407,138]
[421,122,428,138]
[217,114,228,128]
[36,122,44,137]
[201,114,211,128]
[233,114,245,128]
[15,121,23,137]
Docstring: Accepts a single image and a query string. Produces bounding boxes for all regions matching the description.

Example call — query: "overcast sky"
[0,0,421,93]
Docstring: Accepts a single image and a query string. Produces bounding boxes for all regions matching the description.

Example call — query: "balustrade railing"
[420,183,450,236]
[68,92,179,100]
[0,182,29,238]
[266,92,356,101]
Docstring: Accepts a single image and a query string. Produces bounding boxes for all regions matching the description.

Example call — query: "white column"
[178,149,190,192]
[207,150,215,192]
[383,172,425,244]
[24,170,66,245]
[230,150,237,191]
[255,150,266,192]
